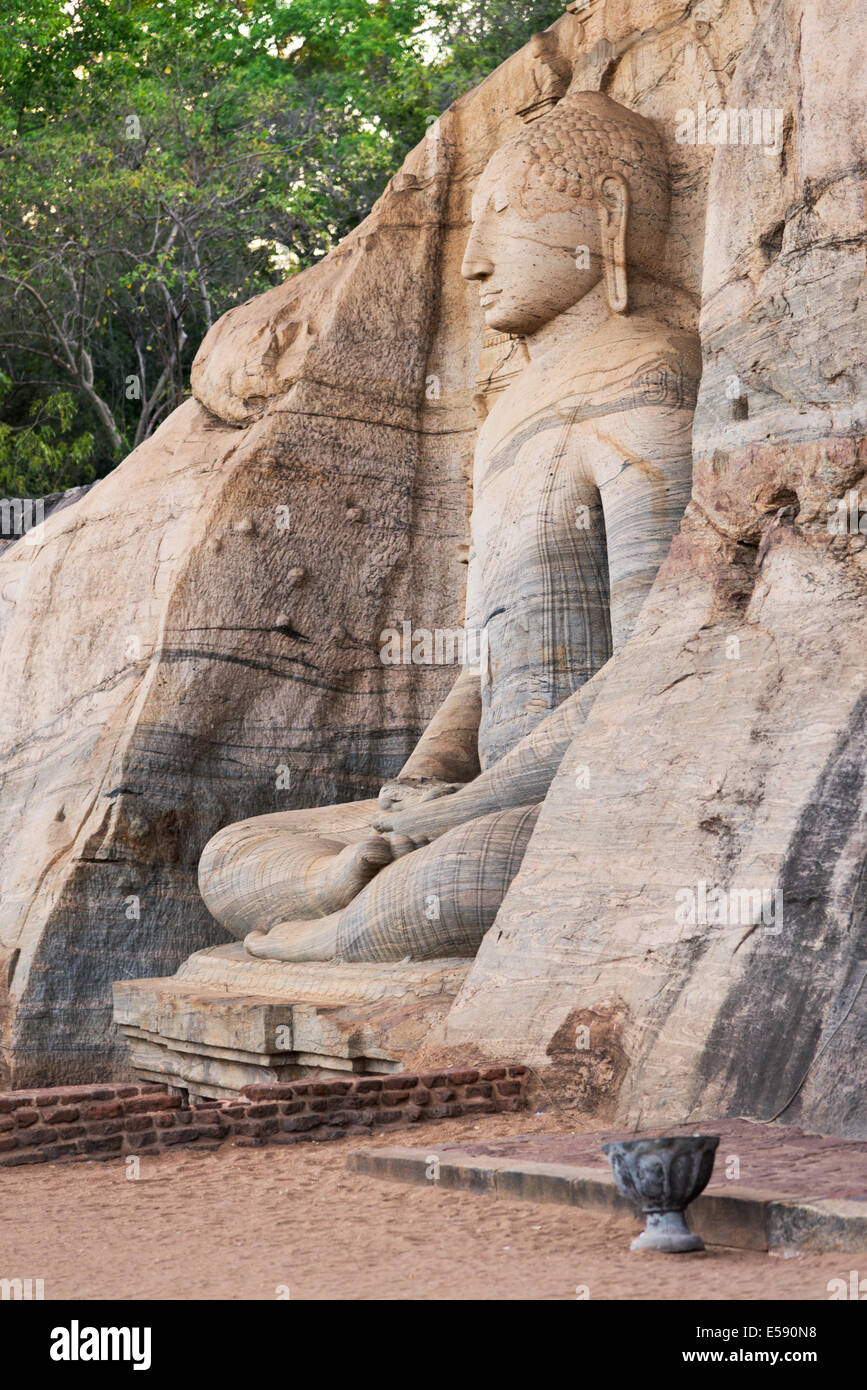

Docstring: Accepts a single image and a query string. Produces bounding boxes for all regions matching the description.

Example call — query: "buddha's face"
[461,143,604,335]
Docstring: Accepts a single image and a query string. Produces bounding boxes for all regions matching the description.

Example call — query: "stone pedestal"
[113,944,471,1101]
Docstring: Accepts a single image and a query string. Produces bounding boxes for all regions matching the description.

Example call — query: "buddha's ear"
[595,171,629,314]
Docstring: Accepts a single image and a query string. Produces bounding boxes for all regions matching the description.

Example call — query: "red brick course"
[0,1067,528,1167]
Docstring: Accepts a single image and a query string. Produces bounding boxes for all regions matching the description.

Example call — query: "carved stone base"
[113,945,472,1101]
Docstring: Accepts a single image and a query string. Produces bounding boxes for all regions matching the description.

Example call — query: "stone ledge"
[113,961,470,1097]
[0,1067,528,1167]
[345,1145,867,1254]
[175,944,474,1003]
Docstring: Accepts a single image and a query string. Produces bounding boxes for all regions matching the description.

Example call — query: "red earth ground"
[1,1110,860,1300]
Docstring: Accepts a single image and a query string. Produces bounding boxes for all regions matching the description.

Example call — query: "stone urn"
[602,1135,720,1253]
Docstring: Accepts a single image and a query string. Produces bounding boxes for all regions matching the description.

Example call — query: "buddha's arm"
[375,391,698,847]
[374,660,610,846]
[378,539,485,814]
[383,666,482,797]
[594,400,695,650]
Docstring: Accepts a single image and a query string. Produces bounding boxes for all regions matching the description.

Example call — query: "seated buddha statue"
[197,90,701,963]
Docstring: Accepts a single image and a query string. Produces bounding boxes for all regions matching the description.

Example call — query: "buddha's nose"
[462,257,494,281]
[461,231,494,281]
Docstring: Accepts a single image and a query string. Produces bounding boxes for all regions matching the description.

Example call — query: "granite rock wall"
[436,0,867,1139]
[4,0,861,1134]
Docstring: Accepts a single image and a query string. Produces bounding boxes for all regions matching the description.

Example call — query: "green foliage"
[0,0,566,497]
[430,0,568,108]
[0,378,96,497]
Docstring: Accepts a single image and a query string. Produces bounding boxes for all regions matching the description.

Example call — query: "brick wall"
[0,1066,527,1168]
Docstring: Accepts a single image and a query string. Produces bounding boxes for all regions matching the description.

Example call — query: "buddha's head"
[461,91,669,334]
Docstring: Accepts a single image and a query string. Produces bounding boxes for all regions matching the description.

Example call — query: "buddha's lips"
[479,289,502,307]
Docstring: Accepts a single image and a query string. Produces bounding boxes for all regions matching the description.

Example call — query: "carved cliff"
[1,0,864,1148]
[433,0,867,1140]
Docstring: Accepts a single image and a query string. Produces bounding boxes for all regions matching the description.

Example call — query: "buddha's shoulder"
[478,316,701,453]
[561,316,702,416]
[594,314,700,376]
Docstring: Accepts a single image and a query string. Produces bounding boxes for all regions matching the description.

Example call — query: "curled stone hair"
[506,90,670,270]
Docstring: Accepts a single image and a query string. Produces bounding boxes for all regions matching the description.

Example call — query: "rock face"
[0,487,93,558]
[193,84,705,971]
[1,0,741,1084]
[435,0,867,1139]
[0,115,466,1086]
[2,0,864,1143]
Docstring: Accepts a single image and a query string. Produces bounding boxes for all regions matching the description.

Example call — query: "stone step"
[346,1141,867,1254]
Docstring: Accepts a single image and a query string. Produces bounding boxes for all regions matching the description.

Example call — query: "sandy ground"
[0,1112,856,1301]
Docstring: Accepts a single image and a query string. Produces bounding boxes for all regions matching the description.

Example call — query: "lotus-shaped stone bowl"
[602,1134,720,1253]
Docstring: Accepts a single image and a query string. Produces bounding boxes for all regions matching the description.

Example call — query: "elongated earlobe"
[596,171,629,314]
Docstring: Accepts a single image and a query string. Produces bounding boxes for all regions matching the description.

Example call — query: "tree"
[0,0,565,495]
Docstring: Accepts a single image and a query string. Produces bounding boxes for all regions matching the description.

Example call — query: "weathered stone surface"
[433,0,867,1139]
[0,107,463,1086]
[112,951,470,1097]
[2,0,863,1147]
[194,83,707,966]
[0,487,92,558]
[2,0,747,1083]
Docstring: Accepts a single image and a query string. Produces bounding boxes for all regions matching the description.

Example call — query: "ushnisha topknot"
[492,90,670,270]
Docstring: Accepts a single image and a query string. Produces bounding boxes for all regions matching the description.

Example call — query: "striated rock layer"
[433,0,867,1139]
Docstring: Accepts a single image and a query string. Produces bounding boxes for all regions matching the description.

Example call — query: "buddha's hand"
[375,777,462,814]
[372,778,462,855]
